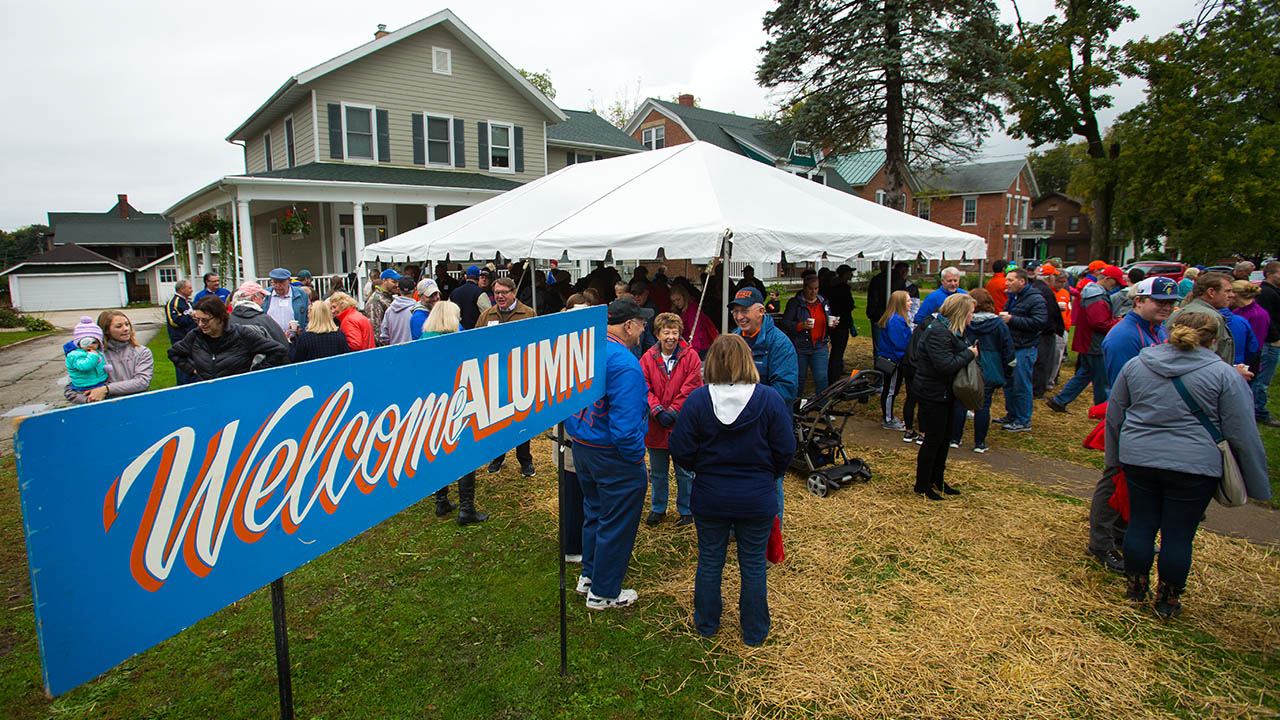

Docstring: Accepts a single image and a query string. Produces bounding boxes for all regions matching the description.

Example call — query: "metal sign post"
[556,423,569,676]
[270,578,294,720]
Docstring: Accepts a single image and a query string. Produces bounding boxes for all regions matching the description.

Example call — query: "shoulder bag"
[1170,376,1248,507]
[952,353,983,412]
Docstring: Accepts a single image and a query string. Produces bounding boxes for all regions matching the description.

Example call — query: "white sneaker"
[564,554,583,564]
[575,575,592,595]
[586,588,638,610]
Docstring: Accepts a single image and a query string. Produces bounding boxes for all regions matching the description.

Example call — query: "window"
[917,199,931,220]
[642,126,665,150]
[962,197,977,225]
[810,172,826,185]
[159,267,178,284]
[284,117,296,168]
[1069,216,1080,232]
[1005,196,1011,224]
[426,114,453,165]
[432,47,452,75]
[1021,198,1030,229]
[567,152,597,165]
[489,121,512,171]
[1065,245,1077,262]
[136,273,149,285]
[1029,217,1054,231]
[263,132,273,172]
[342,104,376,161]
[875,189,887,205]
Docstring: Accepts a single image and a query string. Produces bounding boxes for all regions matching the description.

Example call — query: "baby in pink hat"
[65,316,108,396]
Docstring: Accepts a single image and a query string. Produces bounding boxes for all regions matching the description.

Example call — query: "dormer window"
[433,47,452,75]
[642,126,664,150]
[791,141,813,159]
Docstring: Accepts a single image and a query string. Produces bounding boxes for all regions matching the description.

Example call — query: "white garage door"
[12,273,125,312]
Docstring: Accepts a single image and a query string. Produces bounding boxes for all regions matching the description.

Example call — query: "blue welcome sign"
[16,308,605,696]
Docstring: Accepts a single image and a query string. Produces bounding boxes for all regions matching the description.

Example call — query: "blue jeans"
[173,363,194,386]
[572,443,646,599]
[796,345,830,395]
[1122,464,1216,590]
[693,515,772,646]
[1253,344,1279,420]
[869,324,882,359]
[1004,346,1038,425]
[1052,353,1109,408]
[952,383,997,445]
[647,448,692,516]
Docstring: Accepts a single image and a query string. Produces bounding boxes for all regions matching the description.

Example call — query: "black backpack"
[904,315,934,369]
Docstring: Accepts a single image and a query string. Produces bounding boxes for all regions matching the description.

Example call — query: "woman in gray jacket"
[1105,312,1269,619]
[64,310,154,404]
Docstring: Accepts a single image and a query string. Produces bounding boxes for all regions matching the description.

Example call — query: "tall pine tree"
[757,0,1011,211]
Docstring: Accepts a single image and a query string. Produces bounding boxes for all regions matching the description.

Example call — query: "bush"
[0,306,21,329]
[21,316,54,332]
[960,273,982,291]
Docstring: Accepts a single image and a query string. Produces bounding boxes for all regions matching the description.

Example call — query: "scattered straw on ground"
[512,435,1280,720]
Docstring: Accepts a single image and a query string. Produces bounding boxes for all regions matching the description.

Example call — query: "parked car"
[1121,261,1187,282]
[1204,265,1234,274]
[1063,265,1091,284]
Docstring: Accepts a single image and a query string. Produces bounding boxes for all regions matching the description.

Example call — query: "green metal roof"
[547,110,643,151]
[48,199,172,247]
[244,162,523,191]
[830,150,886,186]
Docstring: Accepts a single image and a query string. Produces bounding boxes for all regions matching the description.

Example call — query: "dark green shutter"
[513,126,524,172]
[477,121,489,170]
[411,113,425,165]
[566,151,575,166]
[453,118,465,167]
[327,104,342,159]
[376,109,390,162]
[284,118,296,167]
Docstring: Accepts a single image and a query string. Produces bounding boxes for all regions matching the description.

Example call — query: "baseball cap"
[607,297,654,324]
[1038,263,1060,276]
[1134,276,1179,300]
[1088,260,1108,272]
[297,269,312,280]
[1099,266,1125,284]
[416,278,440,297]
[380,269,402,280]
[268,268,291,280]
[728,286,765,308]
[465,265,480,278]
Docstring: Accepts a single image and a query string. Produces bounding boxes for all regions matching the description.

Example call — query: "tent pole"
[886,254,892,318]
[720,239,731,331]
[530,258,538,315]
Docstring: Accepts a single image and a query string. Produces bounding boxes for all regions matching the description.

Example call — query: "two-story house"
[914,158,1039,271]
[1028,191,1094,265]
[166,10,641,292]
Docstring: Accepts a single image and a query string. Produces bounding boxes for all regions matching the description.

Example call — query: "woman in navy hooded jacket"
[669,334,796,646]
[950,288,1014,452]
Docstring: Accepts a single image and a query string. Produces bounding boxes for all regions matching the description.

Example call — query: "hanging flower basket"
[279,206,311,237]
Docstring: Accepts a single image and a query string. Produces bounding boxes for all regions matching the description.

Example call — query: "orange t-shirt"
[1054,288,1072,329]
[797,300,827,345]
[985,274,1008,313]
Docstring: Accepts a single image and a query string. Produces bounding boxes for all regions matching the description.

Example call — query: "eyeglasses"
[193,315,215,326]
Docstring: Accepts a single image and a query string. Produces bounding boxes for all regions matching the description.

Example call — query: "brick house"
[1028,191,1094,265]
[826,149,917,207]
[915,158,1039,270]
[166,10,641,295]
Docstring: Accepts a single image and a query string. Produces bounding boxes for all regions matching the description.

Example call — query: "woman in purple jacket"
[669,334,796,646]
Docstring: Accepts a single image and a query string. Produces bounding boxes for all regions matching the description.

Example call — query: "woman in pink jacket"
[640,312,704,527]
[669,282,718,358]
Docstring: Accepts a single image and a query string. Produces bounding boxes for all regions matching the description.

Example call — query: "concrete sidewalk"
[843,414,1279,547]
[34,307,163,330]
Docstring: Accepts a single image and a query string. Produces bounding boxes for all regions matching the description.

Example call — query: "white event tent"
[361,140,985,322]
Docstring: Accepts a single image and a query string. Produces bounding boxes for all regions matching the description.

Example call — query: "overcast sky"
[0,0,1201,231]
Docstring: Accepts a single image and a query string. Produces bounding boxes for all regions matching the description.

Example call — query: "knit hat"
[72,316,102,349]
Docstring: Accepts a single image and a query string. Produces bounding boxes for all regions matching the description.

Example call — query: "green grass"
[0,330,56,347]
[1262,367,1280,506]
[144,330,176,390]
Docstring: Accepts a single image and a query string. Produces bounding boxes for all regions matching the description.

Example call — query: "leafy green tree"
[1028,142,1086,195]
[756,0,1011,210]
[1006,0,1138,258]
[1111,0,1280,263]
[518,69,556,100]
[0,224,50,270]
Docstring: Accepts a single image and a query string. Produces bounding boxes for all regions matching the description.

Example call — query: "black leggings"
[915,397,955,492]
[880,363,904,421]
[901,365,919,431]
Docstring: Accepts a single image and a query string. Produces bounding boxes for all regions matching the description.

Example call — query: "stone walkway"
[842,414,1280,547]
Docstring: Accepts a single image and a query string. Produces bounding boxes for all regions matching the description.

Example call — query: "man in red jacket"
[1048,266,1122,412]
[640,312,704,526]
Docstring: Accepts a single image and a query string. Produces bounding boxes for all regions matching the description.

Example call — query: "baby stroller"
[792,370,882,497]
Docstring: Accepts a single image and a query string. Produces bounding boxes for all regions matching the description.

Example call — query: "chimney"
[117,194,129,219]
[677,93,695,107]
[374,24,388,39]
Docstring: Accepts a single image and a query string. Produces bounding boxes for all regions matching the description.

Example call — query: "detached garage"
[2,244,130,312]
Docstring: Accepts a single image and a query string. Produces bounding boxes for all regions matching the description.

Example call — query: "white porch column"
[236,199,257,283]
[353,202,366,307]
[425,204,436,223]
[186,236,198,280]
[201,238,213,276]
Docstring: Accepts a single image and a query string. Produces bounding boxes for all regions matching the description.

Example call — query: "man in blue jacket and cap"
[566,297,653,610]
[730,286,798,520]
[264,268,310,338]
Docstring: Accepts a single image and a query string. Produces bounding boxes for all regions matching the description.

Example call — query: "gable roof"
[136,251,178,272]
[48,199,172,247]
[829,150,886,186]
[1,243,133,276]
[546,110,644,153]
[244,162,523,191]
[624,99,792,161]
[228,9,567,142]
[917,158,1039,197]
[1032,190,1083,207]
